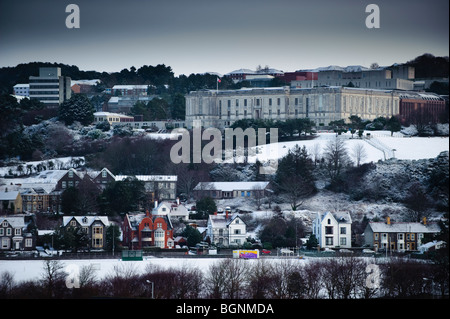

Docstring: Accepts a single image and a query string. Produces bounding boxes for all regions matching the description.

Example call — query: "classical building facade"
[185,86,402,129]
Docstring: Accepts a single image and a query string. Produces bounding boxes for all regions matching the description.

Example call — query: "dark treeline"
[0,256,448,299]
[1,53,448,95]
[0,62,238,96]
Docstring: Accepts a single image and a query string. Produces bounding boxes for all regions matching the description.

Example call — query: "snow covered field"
[250,130,449,165]
[0,257,309,283]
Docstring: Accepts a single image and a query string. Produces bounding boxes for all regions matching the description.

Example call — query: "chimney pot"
[386,216,391,225]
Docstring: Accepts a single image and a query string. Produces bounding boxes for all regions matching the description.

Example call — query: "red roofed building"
[122,210,174,249]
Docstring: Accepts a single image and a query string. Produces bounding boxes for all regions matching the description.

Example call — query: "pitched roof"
[0,191,20,201]
[194,181,269,192]
[368,222,440,233]
[63,216,110,227]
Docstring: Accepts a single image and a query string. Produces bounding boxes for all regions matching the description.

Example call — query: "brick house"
[122,210,174,249]
[364,216,441,252]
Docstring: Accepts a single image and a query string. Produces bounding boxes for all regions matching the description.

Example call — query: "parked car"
[262,249,272,254]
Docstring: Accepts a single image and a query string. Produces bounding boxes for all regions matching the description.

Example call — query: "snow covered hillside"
[250,130,449,165]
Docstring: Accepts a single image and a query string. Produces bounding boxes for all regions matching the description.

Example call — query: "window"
[327,219,331,225]
[25,238,33,247]
[241,191,245,197]
[68,170,73,178]
[93,227,102,234]
[102,170,107,178]
[340,238,347,246]
[325,237,333,246]
[70,220,76,227]
[397,233,404,241]
[325,226,333,234]
[15,228,21,236]
[234,229,241,234]
[62,181,67,189]
[340,227,346,234]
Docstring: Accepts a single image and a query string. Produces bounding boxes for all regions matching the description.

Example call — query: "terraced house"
[364,217,441,252]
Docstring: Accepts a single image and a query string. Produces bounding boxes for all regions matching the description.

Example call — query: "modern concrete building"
[185,86,402,129]
[13,84,30,97]
[29,67,71,108]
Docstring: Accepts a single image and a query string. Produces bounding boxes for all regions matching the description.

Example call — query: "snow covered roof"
[317,211,352,224]
[116,175,177,182]
[94,111,134,118]
[368,222,440,233]
[194,181,269,192]
[0,216,26,228]
[0,191,20,201]
[63,216,110,227]
[208,213,245,229]
[71,79,100,86]
[226,68,256,75]
[112,85,149,90]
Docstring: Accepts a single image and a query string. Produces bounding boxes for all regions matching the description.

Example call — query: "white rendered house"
[206,212,247,247]
[312,212,352,249]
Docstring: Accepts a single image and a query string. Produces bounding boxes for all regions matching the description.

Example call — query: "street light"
[146,280,154,299]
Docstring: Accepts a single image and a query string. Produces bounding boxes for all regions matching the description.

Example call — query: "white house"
[312,212,352,249]
[152,200,189,221]
[206,211,247,247]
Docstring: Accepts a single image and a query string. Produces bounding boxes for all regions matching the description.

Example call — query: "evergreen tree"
[58,94,95,126]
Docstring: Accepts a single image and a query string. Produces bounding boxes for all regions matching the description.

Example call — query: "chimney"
[176,197,180,205]
[386,216,391,225]
[154,200,158,208]
[146,210,150,217]
[214,212,217,216]
[422,217,427,225]
[226,210,229,220]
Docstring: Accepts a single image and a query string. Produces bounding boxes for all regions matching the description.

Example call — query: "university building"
[28,67,71,108]
[185,86,402,129]
[185,86,445,129]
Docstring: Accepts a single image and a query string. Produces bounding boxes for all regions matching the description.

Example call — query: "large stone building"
[185,86,402,129]
[186,85,446,129]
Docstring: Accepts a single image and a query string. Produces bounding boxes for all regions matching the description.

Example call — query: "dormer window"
[327,219,331,225]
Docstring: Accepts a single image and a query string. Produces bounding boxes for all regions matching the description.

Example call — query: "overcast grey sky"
[0,0,448,76]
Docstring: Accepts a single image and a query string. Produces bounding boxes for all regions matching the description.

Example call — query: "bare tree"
[41,260,66,298]
[351,143,367,167]
[252,184,264,210]
[324,137,351,181]
[279,175,315,211]
[310,143,322,167]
